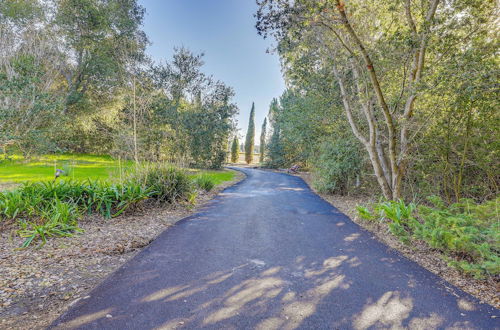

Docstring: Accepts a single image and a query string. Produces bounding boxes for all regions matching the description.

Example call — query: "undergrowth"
[357,196,500,278]
[0,164,197,247]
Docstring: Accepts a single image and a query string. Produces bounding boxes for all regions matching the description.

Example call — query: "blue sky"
[138,0,285,138]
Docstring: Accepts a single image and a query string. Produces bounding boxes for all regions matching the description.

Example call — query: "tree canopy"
[257,0,498,201]
[0,0,238,168]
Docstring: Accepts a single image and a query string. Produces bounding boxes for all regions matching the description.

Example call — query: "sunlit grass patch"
[196,170,235,185]
[0,154,133,183]
[0,154,236,191]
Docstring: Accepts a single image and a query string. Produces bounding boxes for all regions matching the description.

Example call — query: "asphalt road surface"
[51,167,498,329]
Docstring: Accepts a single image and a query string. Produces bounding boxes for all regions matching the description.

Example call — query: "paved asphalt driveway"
[51,167,498,329]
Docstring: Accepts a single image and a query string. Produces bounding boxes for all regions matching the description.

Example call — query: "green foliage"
[55,0,147,112]
[194,174,216,192]
[17,199,81,248]
[0,0,44,23]
[312,138,362,195]
[245,103,255,164]
[190,170,235,185]
[60,161,74,177]
[415,197,500,277]
[135,48,238,168]
[265,125,286,168]
[231,137,239,163]
[265,98,287,168]
[358,197,500,278]
[0,163,203,247]
[1,4,239,167]
[0,54,64,157]
[0,179,150,247]
[126,163,194,204]
[356,205,375,221]
[257,0,498,201]
[260,118,267,163]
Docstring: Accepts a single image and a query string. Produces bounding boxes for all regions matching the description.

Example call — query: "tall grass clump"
[194,173,216,192]
[126,163,195,204]
[357,196,500,278]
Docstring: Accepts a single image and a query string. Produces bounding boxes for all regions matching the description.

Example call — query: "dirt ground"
[0,170,245,330]
[294,171,499,310]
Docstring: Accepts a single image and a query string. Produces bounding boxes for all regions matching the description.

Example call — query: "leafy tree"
[259,118,267,163]
[55,0,148,114]
[0,5,64,157]
[146,48,238,168]
[0,55,64,157]
[257,0,497,200]
[244,103,255,164]
[0,2,240,169]
[231,136,239,163]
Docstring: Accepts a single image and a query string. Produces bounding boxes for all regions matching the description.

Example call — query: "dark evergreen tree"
[244,103,255,164]
[231,136,239,163]
[259,117,267,163]
[265,98,286,168]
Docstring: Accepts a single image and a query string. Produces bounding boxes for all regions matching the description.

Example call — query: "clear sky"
[137,0,285,139]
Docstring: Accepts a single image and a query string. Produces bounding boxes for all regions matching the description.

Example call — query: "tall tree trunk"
[332,64,393,199]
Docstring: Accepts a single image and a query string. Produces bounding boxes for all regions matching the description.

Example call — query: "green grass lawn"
[187,169,235,185]
[0,153,235,187]
[0,154,133,183]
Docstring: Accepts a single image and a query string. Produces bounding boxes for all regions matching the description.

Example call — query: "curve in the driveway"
[50,167,498,330]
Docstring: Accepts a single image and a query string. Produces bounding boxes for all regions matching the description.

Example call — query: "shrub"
[0,164,204,247]
[61,161,74,177]
[415,196,499,278]
[194,173,216,192]
[357,197,500,278]
[312,138,362,195]
[127,163,194,204]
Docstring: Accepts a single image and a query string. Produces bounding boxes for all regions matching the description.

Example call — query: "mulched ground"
[294,171,500,310]
[0,170,245,330]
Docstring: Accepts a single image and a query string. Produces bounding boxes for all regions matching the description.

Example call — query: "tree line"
[0,0,238,169]
[255,0,498,203]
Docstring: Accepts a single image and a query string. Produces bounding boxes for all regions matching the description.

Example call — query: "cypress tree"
[231,136,239,163]
[244,102,255,164]
[259,117,267,163]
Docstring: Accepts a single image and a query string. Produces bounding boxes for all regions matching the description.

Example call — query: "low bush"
[126,163,195,204]
[312,138,362,195]
[357,196,500,278]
